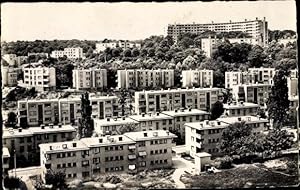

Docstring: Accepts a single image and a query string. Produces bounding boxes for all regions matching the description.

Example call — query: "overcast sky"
[1,1,297,42]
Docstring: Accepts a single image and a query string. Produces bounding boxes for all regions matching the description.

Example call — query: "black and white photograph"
[1,1,299,189]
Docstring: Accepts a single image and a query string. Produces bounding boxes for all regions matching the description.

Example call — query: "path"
[171,156,195,188]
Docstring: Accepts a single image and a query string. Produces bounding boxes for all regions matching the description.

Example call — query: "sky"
[1,1,297,42]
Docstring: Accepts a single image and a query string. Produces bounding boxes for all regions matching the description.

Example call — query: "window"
[73,163,76,167]
[57,164,61,169]
[20,146,24,153]
[82,172,90,178]
[93,157,100,164]
[182,117,186,121]
[139,141,145,147]
[82,160,89,167]
[139,161,146,167]
[27,137,32,143]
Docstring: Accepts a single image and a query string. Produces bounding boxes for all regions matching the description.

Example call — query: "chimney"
[175,109,178,113]
[238,117,242,121]
[217,121,221,125]
[245,19,247,22]
[156,112,160,116]
[50,146,52,150]
[99,138,103,143]
[107,118,110,121]
[122,117,125,120]
[41,125,45,129]
[142,113,145,117]
[256,17,258,20]
[166,131,170,136]
[58,123,62,128]
[119,137,123,141]
[72,142,77,147]
[144,132,148,137]
[188,108,192,111]
[18,128,22,132]
[240,101,244,105]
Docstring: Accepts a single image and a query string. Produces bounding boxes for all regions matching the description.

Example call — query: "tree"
[45,169,68,190]
[123,48,132,57]
[5,112,17,128]
[267,69,290,129]
[118,123,138,134]
[117,89,132,117]
[77,92,93,139]
[210,101,224,120]
[131,48,140,57]
[4,176,23,189]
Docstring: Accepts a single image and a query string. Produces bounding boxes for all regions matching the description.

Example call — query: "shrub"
[219,156,233,169]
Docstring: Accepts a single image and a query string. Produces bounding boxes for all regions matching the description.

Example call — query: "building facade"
[134,87,222,114]
[181,69,213,88]
[1,66,21,87]
[50,48,84,59]
[2,125,76,168]
[167,18,268,47]
[117,69,174,89]
[18,95,121,127]
[162,108,210,142]
[223,101,260,117]
[23,66,56,91]
[185,116,269,157]
[232,83,272,108]
[39,130,176,181]
[95,41,141,52]
[94,117,139,135]
[72,68,107,90]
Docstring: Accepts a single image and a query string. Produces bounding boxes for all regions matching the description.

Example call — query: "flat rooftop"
[81,135,135,147]
[185,120,229,130]
[223,102,260,109]
[129,113,173,121]
[216,116,269,124]
[39,140,88,153]
[94,117,139,126]
[135,87,221,94]
[124,130,177,141]
[162,109,210,117]
[3,125,76,138]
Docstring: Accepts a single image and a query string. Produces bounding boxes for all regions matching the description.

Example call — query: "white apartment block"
[2,54,27,66]
[185,116,269,157]
[28,52,49,58]
[225,68,275,89]
[18,95,121,127]
[134,87,222,114]
[1,66,21,87]
[129,112,174,132]
[228,38,260,45]
[50,47,84,59]
[23,66,56,91]
[168,18,268,46]
[162,108,210,142]
[181,69,213,87]
[95,41,141,52]
[117,69,174,89]
[223,101,260,117]
[72,68,107,90]
[2,125,76,168]
[39,130,176,181]
[94,117,139,136]
[232,83,272,108]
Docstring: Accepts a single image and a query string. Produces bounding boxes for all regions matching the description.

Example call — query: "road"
[172,156,195,188]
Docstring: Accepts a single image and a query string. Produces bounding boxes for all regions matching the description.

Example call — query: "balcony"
[128,155,137,160]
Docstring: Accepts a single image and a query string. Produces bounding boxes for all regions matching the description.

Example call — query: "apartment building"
[228,38,260,45]
[287,77,298,98]
[94,117,139,135]
[232,83,272,108]
[2,54,17,65]
[225,68,275,89]
[201,36,219,58]
[23,66,56,91]
[2,147,10,176]
[134,87,222,114]
[217,116,269,133]
[185,116,268,157]
[72,68,107,90]
[95,41,141,52]
[1,66,21,87]
[117,69,174,89]
[18,95,120,127]
[223,101,260,117]
[28,52,49,58]
[181,69,213,88]
[167,18,268,47]
[185,120,228,157]
[129,112,174,132]
[50,47,84,59]
[290,69,298,78]
[2,125,76,168]
[39,130,176,181]
[162,108,210,141]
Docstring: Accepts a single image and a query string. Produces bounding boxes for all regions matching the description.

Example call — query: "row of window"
[57,162,76,169]
[150,149,168,155]
[150,139,168,145]
[105,155,124,162]
[150,159,168,165]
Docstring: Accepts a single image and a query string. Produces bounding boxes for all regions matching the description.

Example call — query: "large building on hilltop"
[167,17,268,47]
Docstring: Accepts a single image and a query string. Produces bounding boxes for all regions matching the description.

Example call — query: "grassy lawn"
[181,157,298,189]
